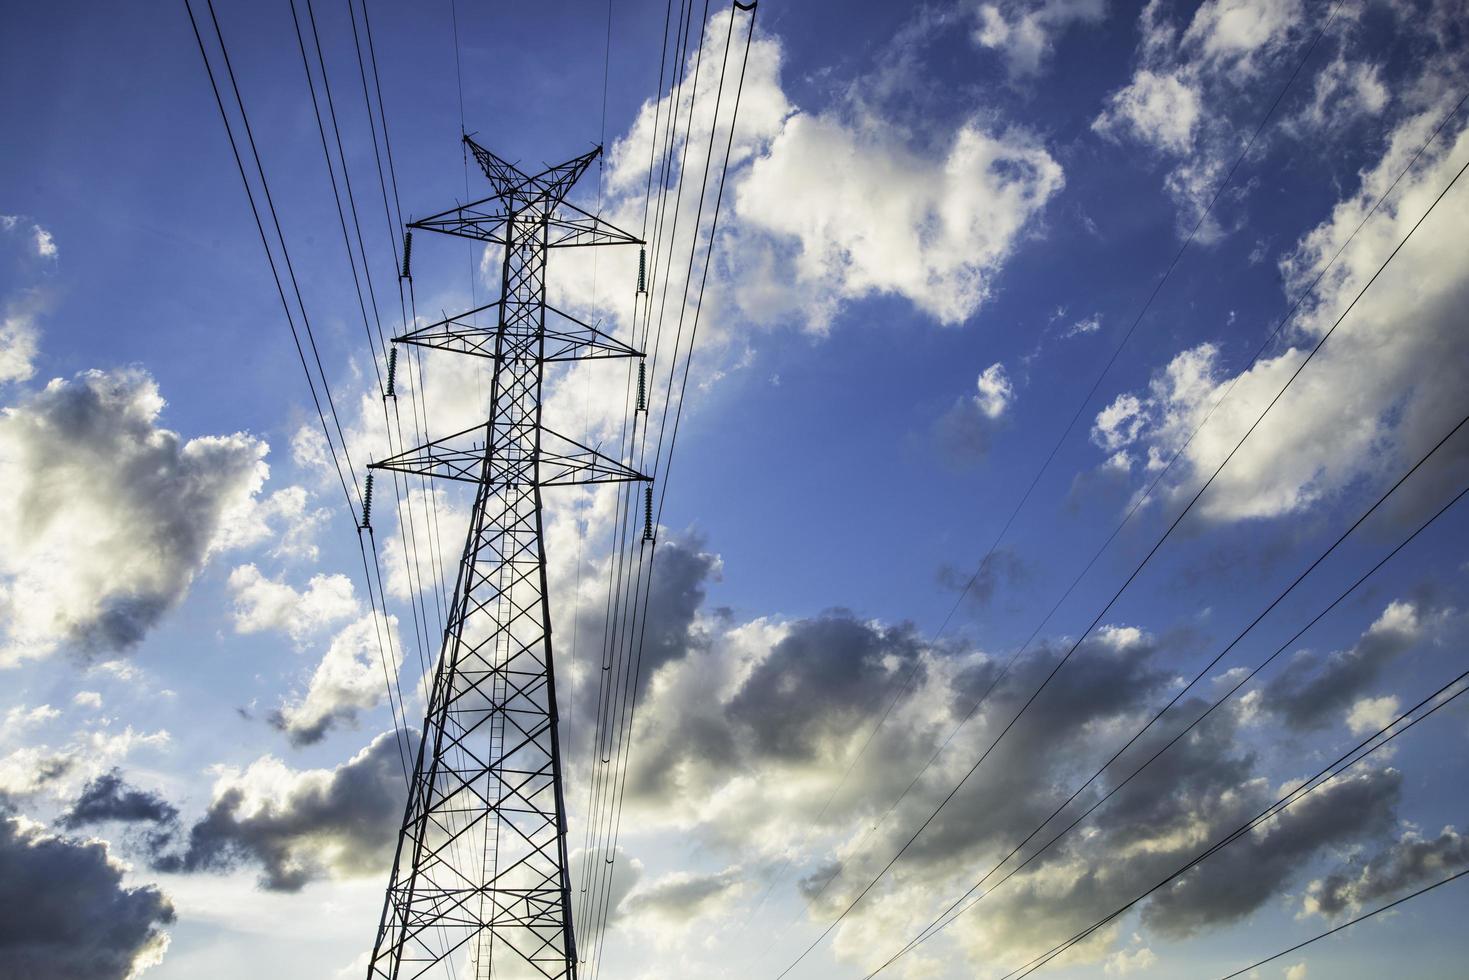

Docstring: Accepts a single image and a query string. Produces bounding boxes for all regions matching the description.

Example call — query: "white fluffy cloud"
[1094,68,1202,154]
[1089,106,1469,521]
[735,114,1064,329]
[269,611,402,746]
[0,369,270,665]
[974,362,1015,419]
[1092,0,1312,237]
[969,0,1107,76]
[0,292,42,385]
[228,564,358,644]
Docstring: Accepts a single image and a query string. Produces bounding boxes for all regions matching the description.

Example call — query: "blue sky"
[2,0,1469,978]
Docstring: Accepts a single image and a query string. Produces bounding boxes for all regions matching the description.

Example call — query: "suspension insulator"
[636,360,646,412]
[361,473,375,530]
[637,246,646,294]
[642,485,654,542]
[385,347,398,399]
[400,230,413,279]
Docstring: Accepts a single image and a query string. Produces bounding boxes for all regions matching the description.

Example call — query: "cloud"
[1285,963,1309,980]
[1091,0,1312,238]
[1259,600,1423,731]
[934,362,1017,461]
[1345,695,1401,736]
[735,114,1064,329]
[0,721,170,804]
[60,769,179,833]
[1094,68,1203,155]
[1069,312,1103,336]
[581,536,1418,974]
[227,563,358,644]
[161,729,408,891]
[1088,101,1469,521]
[268,611,402,747]
[0,814,174,979]
[936,548,1027,608]
[969,0,1107,77]
[0,368,269,665]
[0,291,43,385]
[214,485,330,562]
[1104,939,1158,975]
[619,865,746,931]
[32,224,58,259]
[1304,823,1469,918]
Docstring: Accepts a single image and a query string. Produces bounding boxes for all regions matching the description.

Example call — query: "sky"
[2,0,1469,978]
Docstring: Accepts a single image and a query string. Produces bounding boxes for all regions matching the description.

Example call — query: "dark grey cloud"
[1260,601,1422,731]
[158,729,409,891]
[932,393,1006,463]
[60,769,179,830]
[1309,822,1469,918]
[567,535,719,770]
[935,547,1026,609]
[0,814,175,979]
[728,615,926,762]
[1143,767,1402,936]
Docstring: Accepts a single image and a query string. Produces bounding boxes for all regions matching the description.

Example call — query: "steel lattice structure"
[367,136,645,980]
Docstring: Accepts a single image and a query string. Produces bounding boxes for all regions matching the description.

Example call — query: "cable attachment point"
[636,359,647,412]
[400,230,413,279]
[642,485,654,543]
[385,346,398,399]
[637,245,646,294]
[360,472,375,531]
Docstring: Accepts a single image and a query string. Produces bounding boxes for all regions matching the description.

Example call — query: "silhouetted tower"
[367,136,645,980]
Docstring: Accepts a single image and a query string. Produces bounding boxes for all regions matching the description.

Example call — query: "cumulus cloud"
[1304,823,1469,918]
[0,814,174,978]
[735,115,1064,329]
[0,368,269,665]
[228,563,357,644]
[573,537,1419,973]
[268,611,402,746]
[969,0,1107,76]
[1088,102,1469,521]
[1095,68,1203,155]
[934,362,1018,461]
[1260,600,1423,731]
[1091,0,1314,237]
[936,547,1026,608]
[161,729,408,891]
[0,291,43,386]
[618,865,746,932]
[60,769,179,831]
[0,720,170,804]
[32,224,58,259]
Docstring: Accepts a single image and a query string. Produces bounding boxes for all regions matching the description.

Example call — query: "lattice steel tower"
[367,136,645,980]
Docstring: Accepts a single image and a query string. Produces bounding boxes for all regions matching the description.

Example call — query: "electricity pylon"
[366,135,645,980]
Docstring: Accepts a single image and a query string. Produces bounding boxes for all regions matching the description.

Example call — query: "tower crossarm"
[395,301,643,362]
[370,421,650,487]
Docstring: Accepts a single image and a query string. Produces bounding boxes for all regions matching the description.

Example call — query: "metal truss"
[367,141,644,980]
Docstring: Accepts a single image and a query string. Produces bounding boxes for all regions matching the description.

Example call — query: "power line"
[800,85,1469,929]
[1216,867,1469,980]
[771,109,1469,980]
[866,410,1469,976]
[585,6,758,976]
[754,0,1351,919]
[1000,658,1469,979]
